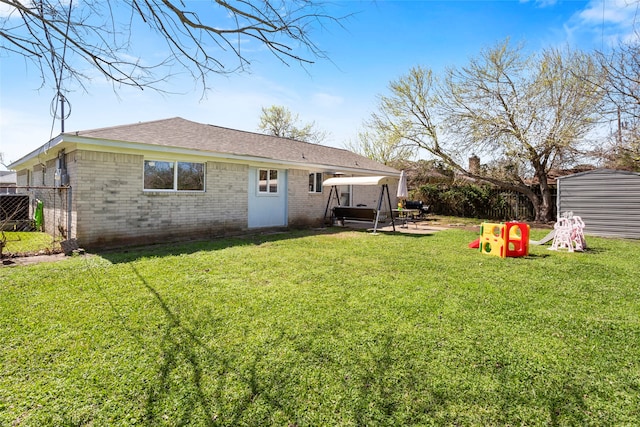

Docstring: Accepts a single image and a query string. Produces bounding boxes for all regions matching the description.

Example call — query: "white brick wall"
[16,170,28,186]
[17,148,396,247]
[72,150,249,247]
[287,169,326,227]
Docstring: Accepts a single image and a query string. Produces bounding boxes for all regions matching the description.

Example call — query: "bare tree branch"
[0,0,347,92]
[592,41,640,170]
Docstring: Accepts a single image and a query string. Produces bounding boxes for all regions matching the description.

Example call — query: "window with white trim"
[309,172,323,193]
[258,169,278,194]
[340,185,352,206]
[144,160,205,191]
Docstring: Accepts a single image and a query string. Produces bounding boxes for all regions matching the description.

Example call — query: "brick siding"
[287,169,326,227]
[16,148,397,248]
[71,150,249,247]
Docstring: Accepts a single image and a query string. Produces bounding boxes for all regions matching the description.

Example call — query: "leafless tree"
[366,40,606,222]
[597,42,640,119]
[0,0,345,92]
[594,42,640,170]
[591,119,640,170]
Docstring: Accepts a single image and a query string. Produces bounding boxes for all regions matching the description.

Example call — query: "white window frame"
[309,172,323,193]
[339,185,352,206]
[257,168,279,195]
[143,160,206,192]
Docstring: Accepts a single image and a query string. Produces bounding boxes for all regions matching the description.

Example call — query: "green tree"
[368,40,605,222]
[258,105,328,144]
[344,124,416,165]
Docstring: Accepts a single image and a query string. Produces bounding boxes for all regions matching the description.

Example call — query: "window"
[177,162,205,190]
[309,172,323,193]
[258,169,278,194]
[144,160,205,191]
[339,185,352,206]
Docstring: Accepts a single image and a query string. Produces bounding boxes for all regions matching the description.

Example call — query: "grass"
[1,231,61,256]
[1,227,639,426]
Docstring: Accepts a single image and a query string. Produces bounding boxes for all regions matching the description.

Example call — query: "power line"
[46,0,74,142]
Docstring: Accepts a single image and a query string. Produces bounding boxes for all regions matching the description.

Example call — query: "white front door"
[248,167,288,228]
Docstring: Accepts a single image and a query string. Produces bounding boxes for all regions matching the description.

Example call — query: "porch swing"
[322,176,397,233]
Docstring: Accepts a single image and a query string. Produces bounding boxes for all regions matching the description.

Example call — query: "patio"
[333,218,453,235]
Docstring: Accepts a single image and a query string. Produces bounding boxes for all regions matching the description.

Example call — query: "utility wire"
[46,0,74,144]
[602,0,605,52]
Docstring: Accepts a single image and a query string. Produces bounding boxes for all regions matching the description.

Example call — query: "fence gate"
[0,186,72,242]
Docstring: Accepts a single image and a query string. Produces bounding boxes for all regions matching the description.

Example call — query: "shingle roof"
[70,117,398,175]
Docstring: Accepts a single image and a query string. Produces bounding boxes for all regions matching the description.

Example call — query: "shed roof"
[9,117,398,176]
[556,168,640,180]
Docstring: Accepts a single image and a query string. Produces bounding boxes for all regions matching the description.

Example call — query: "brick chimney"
[468,155,480,175]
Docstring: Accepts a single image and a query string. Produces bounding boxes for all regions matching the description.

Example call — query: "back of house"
[8,117,400,248]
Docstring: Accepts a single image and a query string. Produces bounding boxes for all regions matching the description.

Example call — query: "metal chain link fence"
[1,186,71,243]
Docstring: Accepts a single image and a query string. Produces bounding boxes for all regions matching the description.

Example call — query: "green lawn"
[1,231,61,256]
[1,228,639,426]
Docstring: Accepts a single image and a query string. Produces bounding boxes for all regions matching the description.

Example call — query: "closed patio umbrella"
[397,170,409,199]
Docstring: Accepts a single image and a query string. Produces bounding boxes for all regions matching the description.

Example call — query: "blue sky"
[1,0,638,169]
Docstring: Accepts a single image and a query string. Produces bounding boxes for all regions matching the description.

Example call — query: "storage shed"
[556,169,640,239]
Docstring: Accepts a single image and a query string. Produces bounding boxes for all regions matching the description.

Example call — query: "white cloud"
[0,2,16,17]
[578,0,637,25]
[572,0,640,46]
[0,0,74,18]
[311,92,344,109]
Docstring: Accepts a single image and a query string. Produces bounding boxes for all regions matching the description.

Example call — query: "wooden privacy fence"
[422,187,553,221]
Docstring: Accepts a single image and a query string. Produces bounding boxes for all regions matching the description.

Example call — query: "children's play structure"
[468,212,587,257]
[474,221,530,258]
[548,212,586,252]
[529,229,556,245]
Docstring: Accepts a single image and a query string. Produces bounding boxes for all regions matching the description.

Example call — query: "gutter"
[9,134,399,177]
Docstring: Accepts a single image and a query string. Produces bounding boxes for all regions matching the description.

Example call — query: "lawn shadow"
[546,375,590,426]
[351,331,403,424]
[111,265,217,426]
[96,224,445,264]
[97,227,345,264]
[128,265,310,426]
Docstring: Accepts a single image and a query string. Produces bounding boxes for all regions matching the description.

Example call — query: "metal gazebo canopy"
[322,175,398,233]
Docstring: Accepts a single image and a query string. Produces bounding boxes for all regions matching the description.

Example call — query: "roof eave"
[7,135,64,169]
[10,134,399,176]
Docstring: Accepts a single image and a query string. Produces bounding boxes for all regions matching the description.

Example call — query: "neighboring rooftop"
[0,171,17,185]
